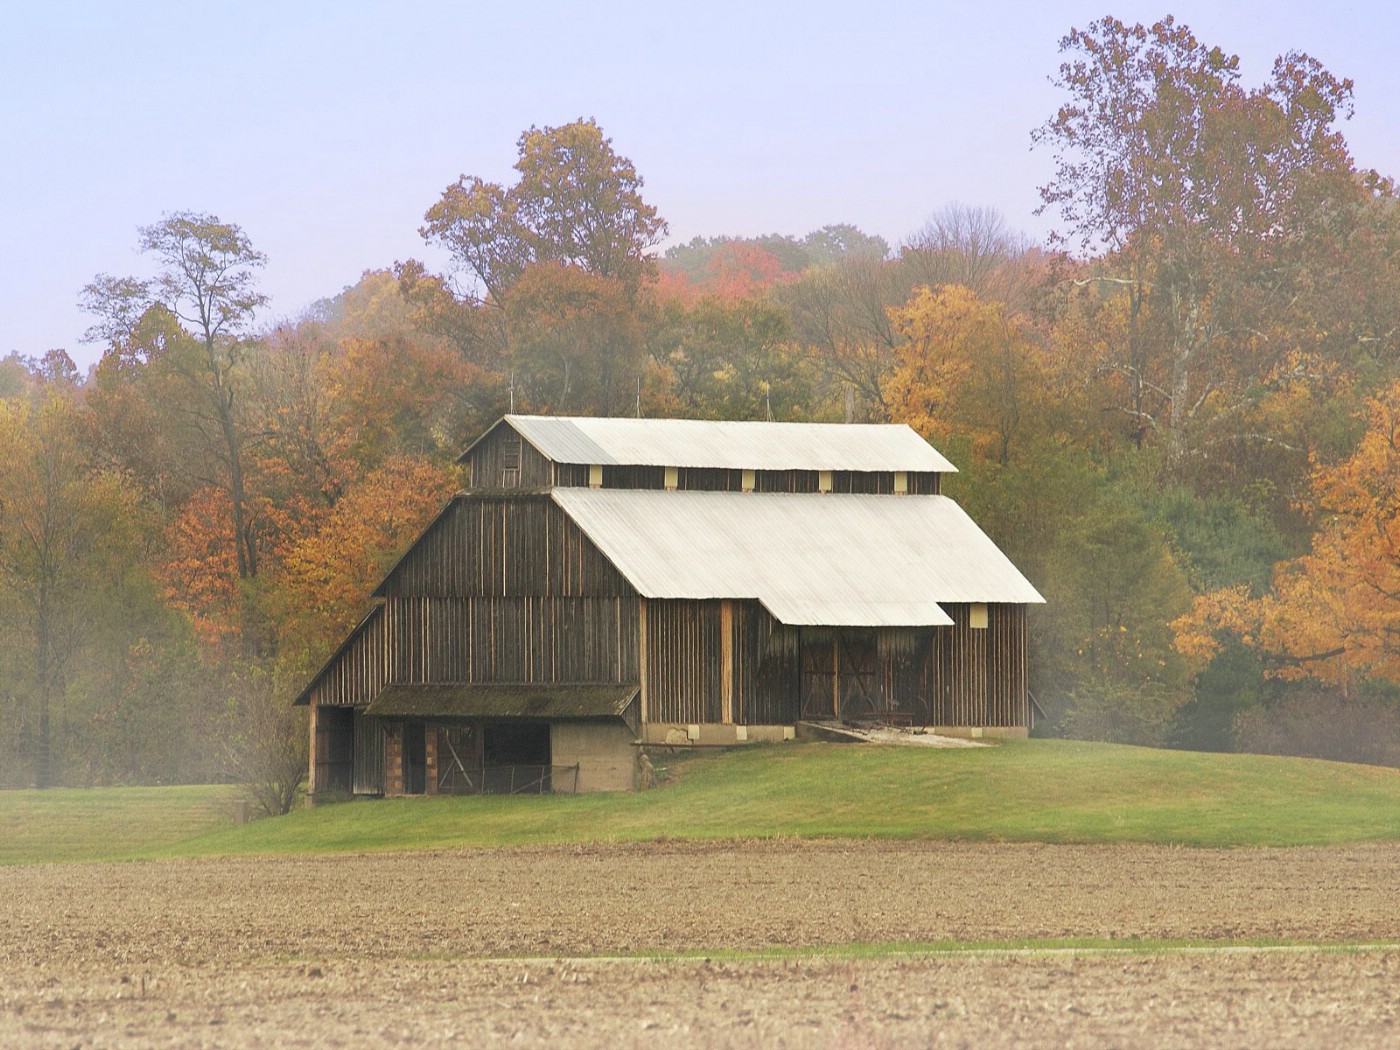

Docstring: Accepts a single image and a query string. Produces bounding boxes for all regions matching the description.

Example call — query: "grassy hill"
[4,739,1399,865]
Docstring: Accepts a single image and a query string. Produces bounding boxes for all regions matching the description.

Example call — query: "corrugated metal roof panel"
[504,415,958,473]
[552,489,1043,627]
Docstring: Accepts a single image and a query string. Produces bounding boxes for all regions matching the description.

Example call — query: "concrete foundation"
[641,723,796,747]
[551,721,639,792]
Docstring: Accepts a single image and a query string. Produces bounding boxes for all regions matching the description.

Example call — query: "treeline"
[3,15,1400,792]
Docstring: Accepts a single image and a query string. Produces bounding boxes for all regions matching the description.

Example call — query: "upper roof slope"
[464,415,958,473]
[553,488,1043,627]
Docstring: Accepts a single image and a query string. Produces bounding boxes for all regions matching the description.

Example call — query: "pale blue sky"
[3,1,1396,368]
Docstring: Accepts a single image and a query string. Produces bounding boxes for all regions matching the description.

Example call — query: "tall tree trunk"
[34,583,52,789]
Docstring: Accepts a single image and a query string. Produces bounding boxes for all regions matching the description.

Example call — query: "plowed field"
[3,841,1397,1047]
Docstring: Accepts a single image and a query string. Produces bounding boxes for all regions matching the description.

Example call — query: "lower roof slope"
[553,488,1043,628]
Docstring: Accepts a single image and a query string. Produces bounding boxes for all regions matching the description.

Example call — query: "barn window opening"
[970,604,989,630]
[501,436,522,488]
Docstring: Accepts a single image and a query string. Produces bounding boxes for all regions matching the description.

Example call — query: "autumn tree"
[499,263,648,415]
[885,285,1047,465]
[1175,380,1400,690]
[648,296,814,421]
[779,255,916,420]
[421,118,667,304]
[271,456,459,664]
[0,375,148,786]
[83,213,268,583]
[1034,16,1365,473]
[901,204,1034,304]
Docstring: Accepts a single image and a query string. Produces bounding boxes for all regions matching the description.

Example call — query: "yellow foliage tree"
[884,285,1045,465]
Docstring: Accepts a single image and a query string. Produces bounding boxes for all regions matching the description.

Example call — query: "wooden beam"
[638,597,649,726]
[720,600,734,724]
[307,695,319,797]
[832,631,841,719]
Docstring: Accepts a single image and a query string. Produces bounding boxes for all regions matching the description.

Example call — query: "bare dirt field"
[2,840,1398,1048]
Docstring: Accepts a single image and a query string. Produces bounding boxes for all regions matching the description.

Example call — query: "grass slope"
[5,739,1399,865]
[0,783,238,865]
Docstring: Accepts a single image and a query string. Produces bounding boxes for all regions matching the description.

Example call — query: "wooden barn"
[294,415,1044,797]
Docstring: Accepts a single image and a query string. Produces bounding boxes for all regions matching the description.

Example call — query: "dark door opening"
[483,722,550,765]
[482,722,552,794]
[402,721,427,795]
[314,707,354,795]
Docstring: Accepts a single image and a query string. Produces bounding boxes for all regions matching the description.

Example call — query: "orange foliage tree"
[272,456,459,663]
[1175,380,1400,689]
[502,262,646,415]
[159,487,247,656]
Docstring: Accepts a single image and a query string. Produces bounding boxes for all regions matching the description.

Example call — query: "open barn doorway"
[402,722,427,795]
[482,722,552,794]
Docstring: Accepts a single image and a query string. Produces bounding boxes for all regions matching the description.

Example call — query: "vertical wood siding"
[931,603,1027,727]
[908,471,942,495]
[380,496,631,598]
[309,494,641,703]
[646,599,724,723]
[306,608,390,709]
[352,709,385,795]
[385,596,638,684]
[465,424,554,490]
[734,602,801,724]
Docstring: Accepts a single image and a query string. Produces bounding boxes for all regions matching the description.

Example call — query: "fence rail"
[439,763,579,796]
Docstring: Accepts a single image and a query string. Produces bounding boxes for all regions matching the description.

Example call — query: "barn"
[293,415,1044,797]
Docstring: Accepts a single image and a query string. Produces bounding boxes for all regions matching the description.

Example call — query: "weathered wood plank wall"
[380,496,632,598]
[930,603,1027,727]
[465,425,554,490]
[386,596,639,684]
[305,608,390,709]
[646,599,724,723]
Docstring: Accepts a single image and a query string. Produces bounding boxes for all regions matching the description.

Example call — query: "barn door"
[799,632,836,719]
[838,631,879,720]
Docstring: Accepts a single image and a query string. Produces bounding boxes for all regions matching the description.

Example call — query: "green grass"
[5,739,1400,865]
[0,783,239,865]
[542,937,1400,963]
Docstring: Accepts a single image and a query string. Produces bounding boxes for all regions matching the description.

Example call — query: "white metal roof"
[552,489,1043,627]
[499,415,958,473]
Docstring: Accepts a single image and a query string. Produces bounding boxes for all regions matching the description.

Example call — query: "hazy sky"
[4,1,1397,369]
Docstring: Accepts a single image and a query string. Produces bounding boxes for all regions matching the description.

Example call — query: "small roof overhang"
[363,682,640,722]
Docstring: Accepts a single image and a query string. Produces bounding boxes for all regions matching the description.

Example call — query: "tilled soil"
[2,840,1398,1047]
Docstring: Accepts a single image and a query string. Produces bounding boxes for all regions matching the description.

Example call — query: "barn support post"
[638,597,649,725]
[307,695,319,797]
[832,632,841,719]
[720,600,734,724]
